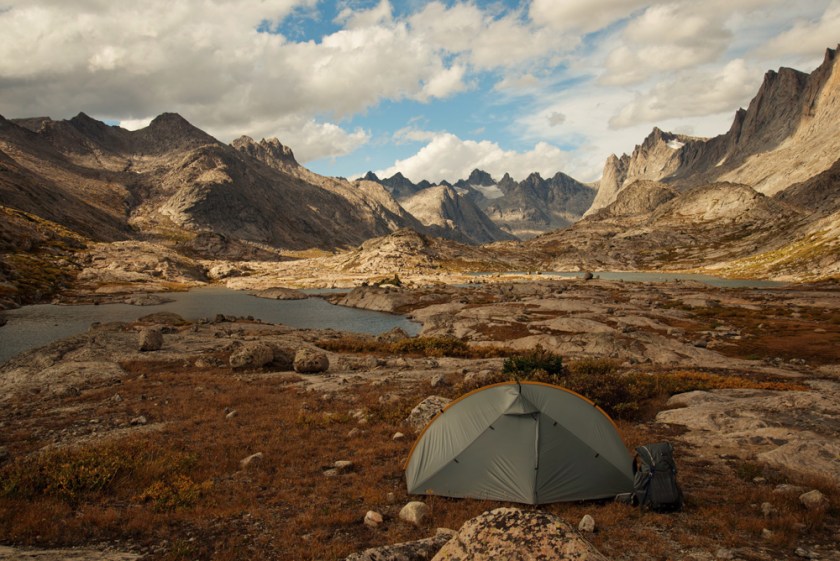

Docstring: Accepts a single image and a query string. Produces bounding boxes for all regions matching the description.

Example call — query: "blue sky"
[0,0,837,183]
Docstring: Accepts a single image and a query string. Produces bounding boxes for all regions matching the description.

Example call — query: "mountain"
[0,112,425,253]
[400,185,517,245]
[588,45,840,214]
[475,171,596,238]
[366,168,596,239]
[362,171,431,201]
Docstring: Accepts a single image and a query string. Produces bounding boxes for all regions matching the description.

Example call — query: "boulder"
[405,396,451,432]
[138,328,163,352]
[294,348,330,374]
[399,501,429,526]
[229,343,274,369]
[432,508,608,561]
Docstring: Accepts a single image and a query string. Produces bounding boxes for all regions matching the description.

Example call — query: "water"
[0,286,420,364]
[469,271,785,289]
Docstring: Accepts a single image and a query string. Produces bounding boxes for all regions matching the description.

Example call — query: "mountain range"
[0,45,838,306]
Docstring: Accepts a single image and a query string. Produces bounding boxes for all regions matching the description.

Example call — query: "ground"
[0,278,838,561]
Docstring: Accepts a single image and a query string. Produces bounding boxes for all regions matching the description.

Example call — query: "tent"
[404,381,634,504]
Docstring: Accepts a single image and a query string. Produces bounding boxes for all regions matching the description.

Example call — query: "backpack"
[633,442,683,512]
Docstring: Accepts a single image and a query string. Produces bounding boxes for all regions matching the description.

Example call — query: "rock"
[463,370,493,387]
[240,452,263,469]
[578,514,595,533]
[582,271,594,280]
[253,287,308,300]
[761,528,773,540]
[430,373,449,388]
[334,460,354,473]
[363,510,383,528]
[225,409,238,419]
[799,489,829,510]
[129,415,148,426]
[405,396,451,432]
[323,468,339,477]
[795,548,819,559]
[138,328,163,352]
[715,548,734,560]
[760,502,776,517]
[393,432,406,441]
[377,327,410,343]
[432,507,607,561]
[294,348,330,374]
[399,501,429,526]
[229,343,274,369]
[344,530,455,561]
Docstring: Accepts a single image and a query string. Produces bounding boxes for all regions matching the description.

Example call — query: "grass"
[0,355,833,561]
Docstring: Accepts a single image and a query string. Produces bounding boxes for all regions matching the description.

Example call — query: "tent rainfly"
[404,381,634,505]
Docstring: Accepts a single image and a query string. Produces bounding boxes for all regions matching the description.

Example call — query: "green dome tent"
[404,381,634,505]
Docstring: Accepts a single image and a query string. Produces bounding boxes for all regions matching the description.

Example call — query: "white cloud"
[762,1,840,57]
[0,0,464,157]
[608,59,761,128]
[374,133,572,183]
[529,0,651,33]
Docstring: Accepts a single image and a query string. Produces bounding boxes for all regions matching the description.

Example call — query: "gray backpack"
[633,442,684,512]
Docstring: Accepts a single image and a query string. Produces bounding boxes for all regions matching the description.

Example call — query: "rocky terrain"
[0,278,838,560]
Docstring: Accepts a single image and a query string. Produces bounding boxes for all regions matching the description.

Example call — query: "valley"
[0,31,838,561]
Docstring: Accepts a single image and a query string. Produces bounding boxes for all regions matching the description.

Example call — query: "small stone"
[225,409,238,419]
[393,432,406,441]
[322,468,339,477]
[430,373,448,388]
[129,415,148,426]
[111,393,123,402]
[334,460,354,473]
[761,528,773,540]
[240,452,263,469]
[364,510,383,528]
[795,548,818,559]
[760,502,776,517]
[138,328,163,352]
[716,548,734,560]
[578,514,595,533]
[799,489,829,510]
[399,501,429,526]
[386,492,396,504]
[753,476,767,484]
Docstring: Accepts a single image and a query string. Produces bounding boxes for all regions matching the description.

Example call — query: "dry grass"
[0,349,834,560]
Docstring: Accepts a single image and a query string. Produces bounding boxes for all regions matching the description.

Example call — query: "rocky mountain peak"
[467,168,495,186]
[363,171,380,181]
[231,135,298,170]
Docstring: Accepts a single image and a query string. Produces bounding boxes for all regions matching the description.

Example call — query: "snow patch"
[472,183,505,199]
[666,140,685,150]
[715,156,728,167]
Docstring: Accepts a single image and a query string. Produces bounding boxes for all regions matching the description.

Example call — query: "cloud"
[374,133,572,183]
[608,59,761,128]
[529,0,651,33]
[0,0,464,156]
[762,1,840,57]
[599,2,734,85]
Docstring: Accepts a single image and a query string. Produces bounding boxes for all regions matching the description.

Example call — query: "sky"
[0,1,837,184]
